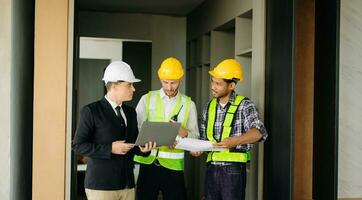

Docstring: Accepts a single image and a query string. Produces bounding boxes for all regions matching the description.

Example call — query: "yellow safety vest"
[134,90,191,171]
[206,95,251,163]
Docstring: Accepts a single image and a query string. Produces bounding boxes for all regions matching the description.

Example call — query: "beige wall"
[33,0,69,199]
[0,0,11,199]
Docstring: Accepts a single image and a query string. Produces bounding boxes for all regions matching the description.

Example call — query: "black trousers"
[136,163,186,200]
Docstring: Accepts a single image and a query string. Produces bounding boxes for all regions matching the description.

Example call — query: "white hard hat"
[102,60,141,84]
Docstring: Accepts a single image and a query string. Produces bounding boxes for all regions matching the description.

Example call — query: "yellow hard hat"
[158,57,184,80]
[209,59,243,81]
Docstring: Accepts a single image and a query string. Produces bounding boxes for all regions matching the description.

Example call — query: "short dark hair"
[223,78,239,84]
[105,81,124,91]
[105,82,113,91]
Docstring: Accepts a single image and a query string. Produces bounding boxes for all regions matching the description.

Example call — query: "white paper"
[175,138,226,152]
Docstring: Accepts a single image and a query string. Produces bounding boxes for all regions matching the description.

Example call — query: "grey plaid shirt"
[200,91,268,163]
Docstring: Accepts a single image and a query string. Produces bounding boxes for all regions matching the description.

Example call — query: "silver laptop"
[135,121,181,146]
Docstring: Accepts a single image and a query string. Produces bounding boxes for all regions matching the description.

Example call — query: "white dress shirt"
[136,88,199,139]
[105,95,127,126]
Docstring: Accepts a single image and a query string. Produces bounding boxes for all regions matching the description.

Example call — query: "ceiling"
[76,0,206,16]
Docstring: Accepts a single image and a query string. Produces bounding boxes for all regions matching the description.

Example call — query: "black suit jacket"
[72,98,147,190]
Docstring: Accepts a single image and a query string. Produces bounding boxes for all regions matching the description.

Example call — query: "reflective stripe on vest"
[158,151,184,159]
[206,95,250,163]
[134,90,191,171]
[207,151,250,163]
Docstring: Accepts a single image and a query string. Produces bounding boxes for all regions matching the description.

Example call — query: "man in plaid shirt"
[191,59,267,200]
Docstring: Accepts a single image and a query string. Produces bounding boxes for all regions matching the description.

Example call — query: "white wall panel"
[339,0,362,197]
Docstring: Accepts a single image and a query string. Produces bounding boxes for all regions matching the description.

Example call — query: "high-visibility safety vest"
[134,90,191,171]
[206,95,251,163]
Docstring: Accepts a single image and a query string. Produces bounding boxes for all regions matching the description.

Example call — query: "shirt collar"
[104,95,122,109]
[160,88,180,100]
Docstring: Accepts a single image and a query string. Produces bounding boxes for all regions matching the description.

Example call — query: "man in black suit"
[73,60,156,200]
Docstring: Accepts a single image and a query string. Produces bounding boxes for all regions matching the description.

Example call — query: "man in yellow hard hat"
[191,59,268,200]
[134,57,199,200]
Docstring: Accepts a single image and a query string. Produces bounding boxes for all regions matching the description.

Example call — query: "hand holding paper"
[175,138,226,152]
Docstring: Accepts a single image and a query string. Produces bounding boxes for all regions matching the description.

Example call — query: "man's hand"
[213,128,263,149]
[112,140,135,155]
[213,137,239,149]
[170,119,188,138]
[168,140,178,149]
[139,141,157,153]
[190,151,203,157]
[178,127,188,138]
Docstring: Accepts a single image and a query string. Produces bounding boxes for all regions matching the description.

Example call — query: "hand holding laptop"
[138,141,157,153]
[111,140,135,155]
